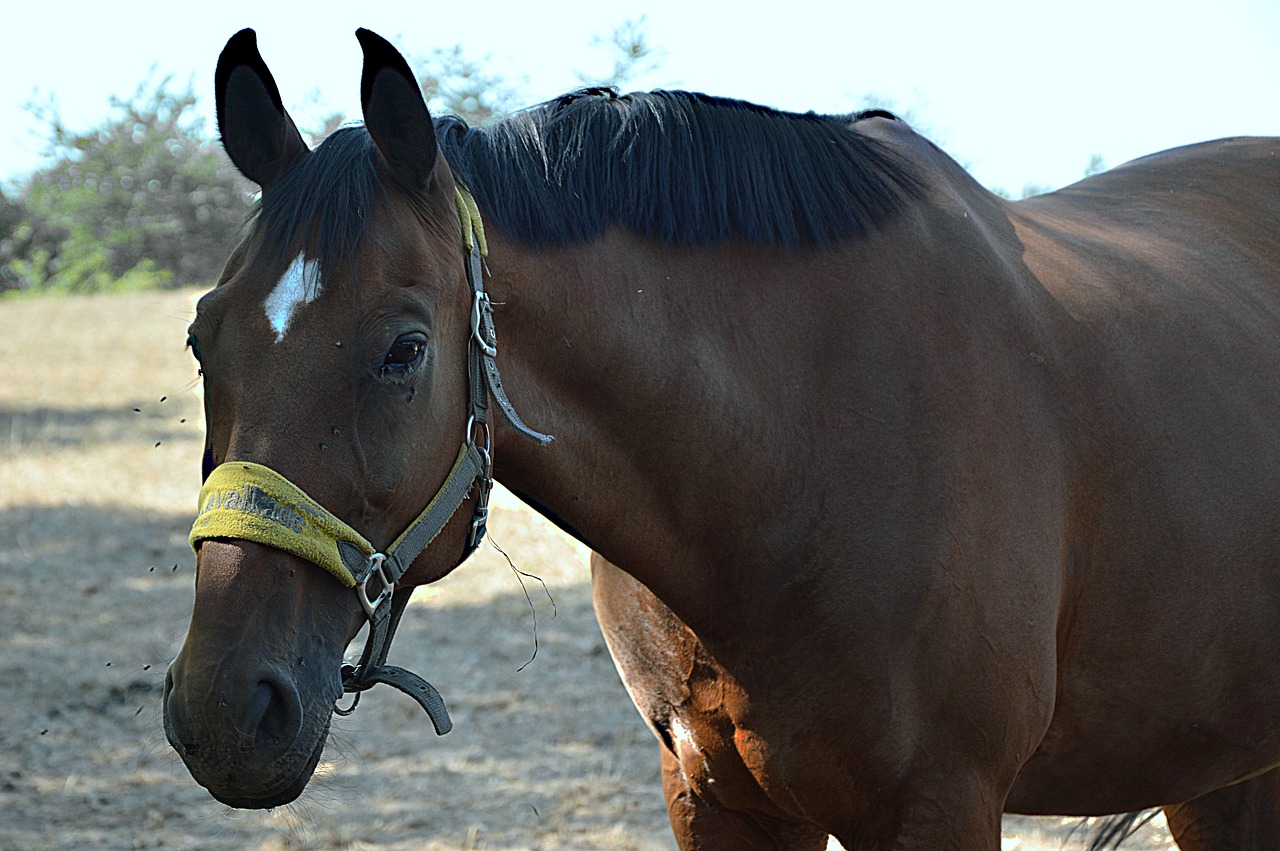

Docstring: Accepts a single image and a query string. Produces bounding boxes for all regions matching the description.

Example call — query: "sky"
[2,0,1277,196]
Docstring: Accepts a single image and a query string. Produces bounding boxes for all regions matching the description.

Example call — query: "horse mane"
[249,127,384,273]
[437,88,921,249]
[244,89,921,274]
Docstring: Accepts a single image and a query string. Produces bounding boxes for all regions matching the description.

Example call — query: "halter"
[189,186,551,734]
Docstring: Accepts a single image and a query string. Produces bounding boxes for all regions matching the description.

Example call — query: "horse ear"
[215,28,310,189]
[356,28,439,190]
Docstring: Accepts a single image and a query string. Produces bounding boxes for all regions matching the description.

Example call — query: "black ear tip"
[218,29,263,83]
[225,28,258,52]
[355,28,390,50]
[355,28,417,91]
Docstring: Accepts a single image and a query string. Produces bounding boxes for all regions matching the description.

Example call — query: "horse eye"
[186,333,202,362]
[381,334,427,376]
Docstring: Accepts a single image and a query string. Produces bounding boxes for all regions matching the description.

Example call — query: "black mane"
[438,89,919,249]
[245,89,920,272]
[250,127,382,273]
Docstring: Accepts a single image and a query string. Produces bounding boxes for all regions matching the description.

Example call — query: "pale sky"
[3,0,1277,196]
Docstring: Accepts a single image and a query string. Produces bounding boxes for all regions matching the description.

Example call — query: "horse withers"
[165,27,1280,849]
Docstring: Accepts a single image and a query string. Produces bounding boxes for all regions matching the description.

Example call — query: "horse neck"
[482,229,822,610]
[478,167,1043,631]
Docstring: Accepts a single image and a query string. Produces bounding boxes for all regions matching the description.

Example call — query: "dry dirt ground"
[0,290,1176,849]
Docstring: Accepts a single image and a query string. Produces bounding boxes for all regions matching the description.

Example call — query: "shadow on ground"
[0,501,672,851]
[1,400,200,453]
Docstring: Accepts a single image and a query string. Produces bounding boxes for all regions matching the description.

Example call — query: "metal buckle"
[470,291,498,358]
[358,552,393,619]
[468,481,491,549]
[464,414,494,550]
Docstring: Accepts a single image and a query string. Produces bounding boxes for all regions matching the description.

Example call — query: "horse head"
[163,28,485,808]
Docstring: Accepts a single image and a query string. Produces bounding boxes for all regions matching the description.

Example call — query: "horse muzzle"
[163,644,336,808]
[163,539,351,808]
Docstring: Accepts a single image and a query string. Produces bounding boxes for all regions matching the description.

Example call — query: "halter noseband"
[188,187,551,734]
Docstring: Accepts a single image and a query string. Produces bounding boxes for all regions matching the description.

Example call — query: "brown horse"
[164,27,1280,849]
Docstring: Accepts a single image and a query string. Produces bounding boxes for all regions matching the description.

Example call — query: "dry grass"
[0,290,1174,849]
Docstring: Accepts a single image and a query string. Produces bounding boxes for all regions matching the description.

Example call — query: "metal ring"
[333,691,361,716]
[465,415,492,452]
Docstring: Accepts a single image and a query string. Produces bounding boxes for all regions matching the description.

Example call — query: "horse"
[162,27,1280,849]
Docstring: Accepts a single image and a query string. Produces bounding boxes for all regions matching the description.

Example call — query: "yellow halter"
[189,445,476,589]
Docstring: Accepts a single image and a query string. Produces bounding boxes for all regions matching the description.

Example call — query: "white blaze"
[263,253,323,343]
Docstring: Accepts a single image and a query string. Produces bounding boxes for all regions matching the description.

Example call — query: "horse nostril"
[251,678,302,754]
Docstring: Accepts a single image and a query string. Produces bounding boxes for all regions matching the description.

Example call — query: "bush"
[4,76,254,296]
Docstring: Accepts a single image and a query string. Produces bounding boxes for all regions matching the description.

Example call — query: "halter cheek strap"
[188,186,550,735]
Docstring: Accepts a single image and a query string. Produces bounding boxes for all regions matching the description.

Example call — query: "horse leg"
[1163,767,1280,850]
[660,746,829,851]
[824,771,1006,851]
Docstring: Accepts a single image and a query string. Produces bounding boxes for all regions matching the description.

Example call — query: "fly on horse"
[164,27,1280,849]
